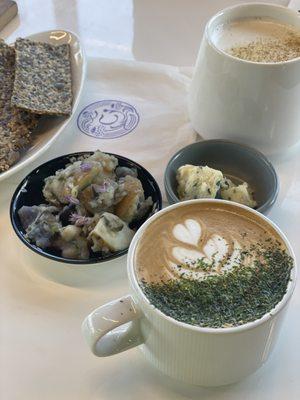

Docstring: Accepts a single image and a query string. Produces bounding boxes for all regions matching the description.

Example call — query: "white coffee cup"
[82,199,296,387]
[188,3,300,155]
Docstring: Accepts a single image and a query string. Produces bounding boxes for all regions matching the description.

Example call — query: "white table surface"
[1,1,300,399]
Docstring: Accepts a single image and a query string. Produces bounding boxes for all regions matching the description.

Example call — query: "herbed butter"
[176,165,257,208]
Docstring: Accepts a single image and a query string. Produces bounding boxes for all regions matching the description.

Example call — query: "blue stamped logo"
[77,100,139,139]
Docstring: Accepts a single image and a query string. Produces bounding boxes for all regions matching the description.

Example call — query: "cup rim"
[205,2,300,66]
[127,199,297,334]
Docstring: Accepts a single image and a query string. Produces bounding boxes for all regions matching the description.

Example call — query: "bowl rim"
[10,151,162,265]
[164,139,279,213]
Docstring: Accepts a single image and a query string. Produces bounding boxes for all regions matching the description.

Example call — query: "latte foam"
[135,202,285,284]
[212,17,300,63]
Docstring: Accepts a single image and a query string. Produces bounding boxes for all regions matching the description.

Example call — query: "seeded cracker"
[0,39,15,100]
[0,101,39,172]
[11,38,72,116]
[0,40,39,172]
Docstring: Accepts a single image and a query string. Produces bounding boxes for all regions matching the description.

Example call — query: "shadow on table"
[20,245,128,288]
[85,347,279,400]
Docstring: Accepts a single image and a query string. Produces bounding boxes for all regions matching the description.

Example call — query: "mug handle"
[82,295,144,357]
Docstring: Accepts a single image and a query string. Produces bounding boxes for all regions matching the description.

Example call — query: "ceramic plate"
[0,30,86,182]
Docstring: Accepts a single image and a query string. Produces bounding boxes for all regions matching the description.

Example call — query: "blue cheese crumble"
[220,180,257,208]
[176,165,257,208]
[177,165,223,200]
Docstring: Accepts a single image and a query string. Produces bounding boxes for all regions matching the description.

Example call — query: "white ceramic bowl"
[0,30,86,182]
[188,3,300,155]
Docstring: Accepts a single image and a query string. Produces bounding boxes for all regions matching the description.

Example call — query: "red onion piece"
[80,162,92,172]
[65,195,80,205]
[92,182,110,193]
[69,213,92,227]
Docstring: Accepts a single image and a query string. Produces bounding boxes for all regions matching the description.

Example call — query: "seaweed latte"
[135,202,293,328]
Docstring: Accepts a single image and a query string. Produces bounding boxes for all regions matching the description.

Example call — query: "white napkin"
[288,0,300,10]
[59,58,197,200]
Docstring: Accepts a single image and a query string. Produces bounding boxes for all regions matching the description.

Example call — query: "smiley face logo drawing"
[77,100,140,139]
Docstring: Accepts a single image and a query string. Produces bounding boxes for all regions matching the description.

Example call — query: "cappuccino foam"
[212,17,300,62]
[135,202,286,284]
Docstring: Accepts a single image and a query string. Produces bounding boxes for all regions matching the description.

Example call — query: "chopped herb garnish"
[141,247,293,328]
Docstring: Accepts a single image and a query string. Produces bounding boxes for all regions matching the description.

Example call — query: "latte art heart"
[173,219,202,246]
[169,221,243,280]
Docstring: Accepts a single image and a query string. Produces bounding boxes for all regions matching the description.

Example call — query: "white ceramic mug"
[188,3,300,155]
[82,200,297,387]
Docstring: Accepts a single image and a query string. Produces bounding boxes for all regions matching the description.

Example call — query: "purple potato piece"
[22,205,61,249]
[18,205,41,229]
[115,166,138,179]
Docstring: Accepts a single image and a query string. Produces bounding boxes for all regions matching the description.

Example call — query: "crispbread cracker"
[0,40,15,100]
[0,39,39,172]
[11,38,72,116]
[0,101,39,172]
